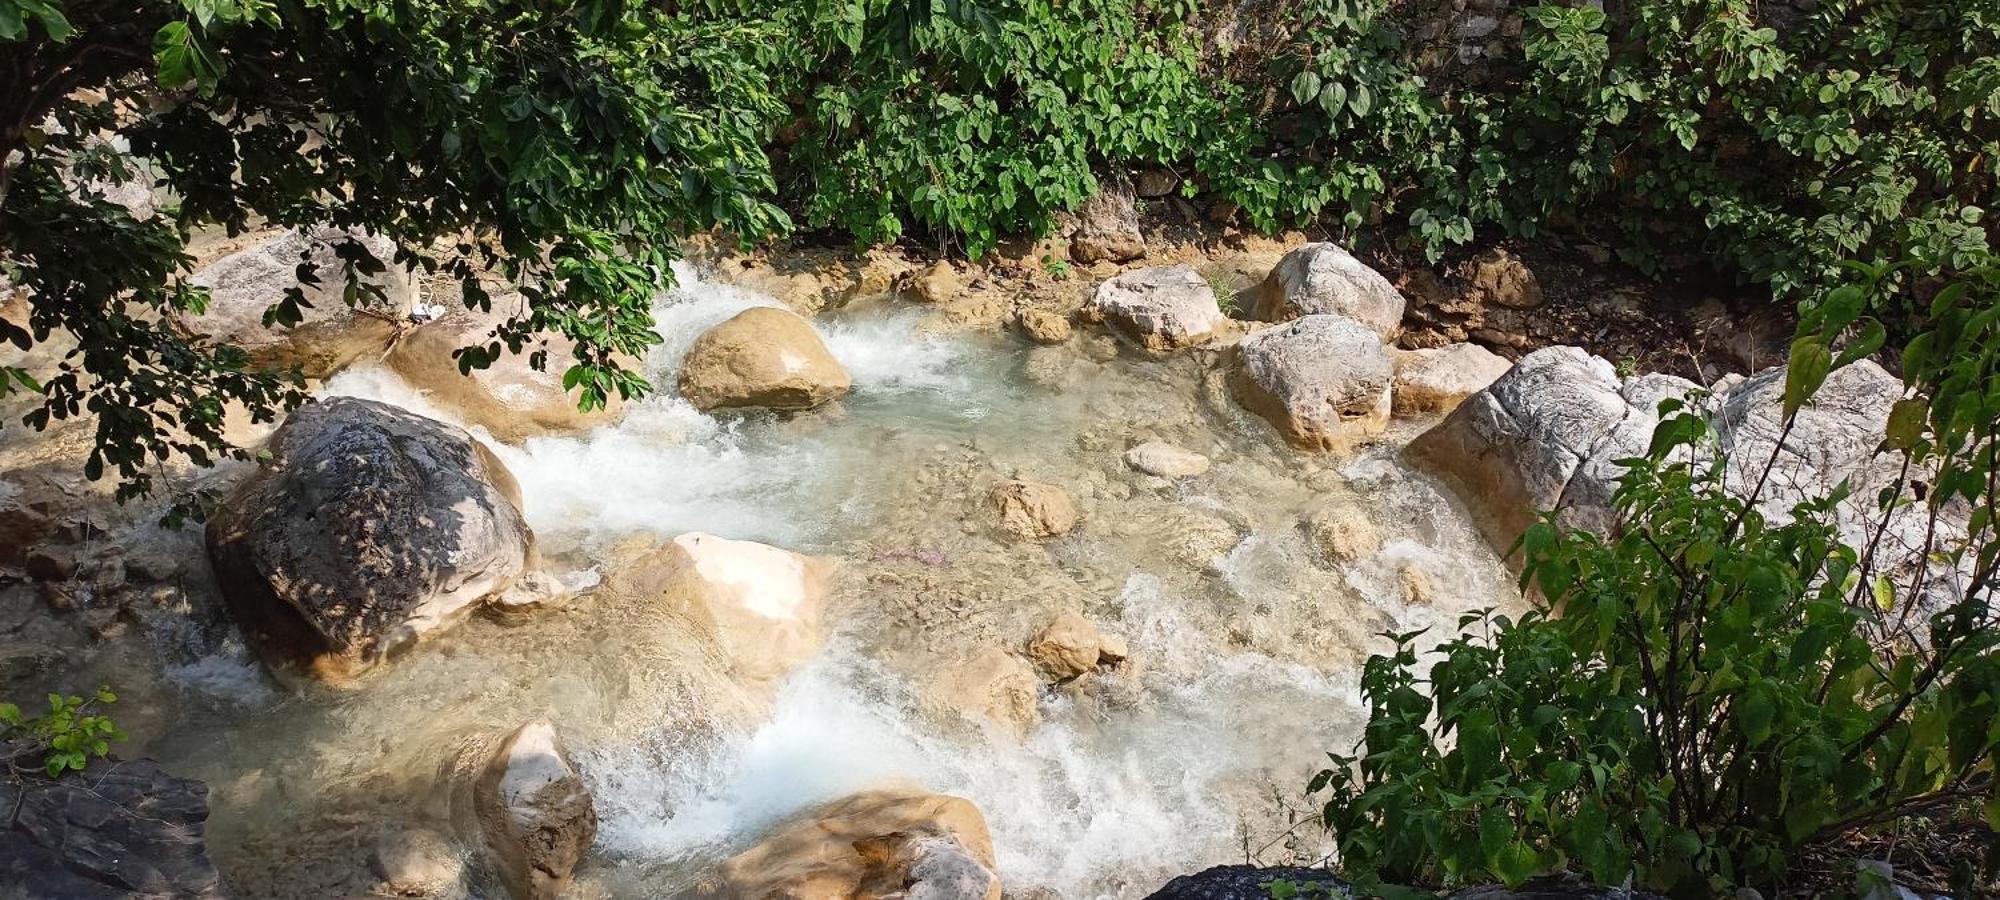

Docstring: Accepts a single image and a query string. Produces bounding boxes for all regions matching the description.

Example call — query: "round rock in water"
[1124,441,1211,479]
[205,397,534,684]
[677,306,852,411]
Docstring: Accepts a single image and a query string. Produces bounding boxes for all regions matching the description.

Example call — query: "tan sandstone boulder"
[678,307,851,412]
[1392,342,1514,416]
[206,397,533,683]
[188,226,415,377]
[988,480,1079,539]
[1231,315,1393,452]
[695,789,1001,900]
[1026,611,1109,681]
[1014,309,1073,345]
[1087,265,1227,350]
[440,720,597,900]
[1252,243,1405,339]
[387,295,623,440]
[604,532,832,685]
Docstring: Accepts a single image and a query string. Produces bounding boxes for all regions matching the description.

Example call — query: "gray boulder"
[474,720,597,900]
[1252,243,1406,339]
[206,397,534,683]
[1231,315,1393,452]
[1410,347,1951,615]
[188,226,415,377]
[1089,265,1227,350]
[0,752,223,898]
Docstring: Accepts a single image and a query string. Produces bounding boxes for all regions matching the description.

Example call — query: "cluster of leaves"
[1309,255,1999,897]
[0,687,125,778]
[2,0,791,501]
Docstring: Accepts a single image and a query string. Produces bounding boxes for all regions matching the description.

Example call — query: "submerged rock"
[694,789,1001,900]
[206,397,534,683]
[677,306,851,411]
[188,226,414,377]
[1015,308,1074,345]
[474,720,597,900]
[604,532,832,685]
[1231,315,1393,452]
[1393,342,1514,416]
[387,293,623,440]
[1305,505,1382,565]
[931,646,1043,739]
[1252,243,1405,339]
[1124,441,1211,479]
[0,751,223,898]
[989,480,1080,538]
[1089,265,1227,350]
[370,827,464,898]
[1069,175,1146,264]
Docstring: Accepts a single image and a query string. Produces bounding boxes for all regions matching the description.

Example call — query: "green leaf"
[1884,397,1926,450]
[1784,336,1832,420]
[1738,681,1777,746]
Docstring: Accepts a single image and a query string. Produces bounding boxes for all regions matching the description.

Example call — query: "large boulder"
[387,294,623,440]
[694,789,1001,900]
[474,721,597,900]
[0,751,223,898]
[1409,347,1927,582]
[603,532,832,685]
[1406,347,1649,552]
[1088,265,1228,350]
[1251,243,1406,339]
[1069,175,1146,264]
[1393,343,1515,416]
[677,307,852,412]
[206,397,534,683]
[188,226,415,377]
[1231,315,1393,452]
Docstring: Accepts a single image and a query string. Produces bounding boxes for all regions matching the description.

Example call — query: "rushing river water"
[127,263,1521,898]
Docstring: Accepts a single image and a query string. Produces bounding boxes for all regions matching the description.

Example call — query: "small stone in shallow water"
[370,827,463,897]
[1014,308,1073,344]
[988,480,1079,538]
[1123,441,1212,478]
[1304,506,1382,565]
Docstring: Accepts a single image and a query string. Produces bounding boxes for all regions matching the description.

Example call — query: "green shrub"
[1,686,126,778]
[1310,257,2000,896]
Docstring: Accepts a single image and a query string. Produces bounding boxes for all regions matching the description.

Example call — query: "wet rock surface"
[0,752,223,898]
[693,788,1002,900]
[387,292,624,440]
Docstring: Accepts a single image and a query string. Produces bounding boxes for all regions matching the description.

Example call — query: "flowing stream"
[134,263,1520,898]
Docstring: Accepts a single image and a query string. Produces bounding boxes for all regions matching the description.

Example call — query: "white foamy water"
[584,574,1357,898]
